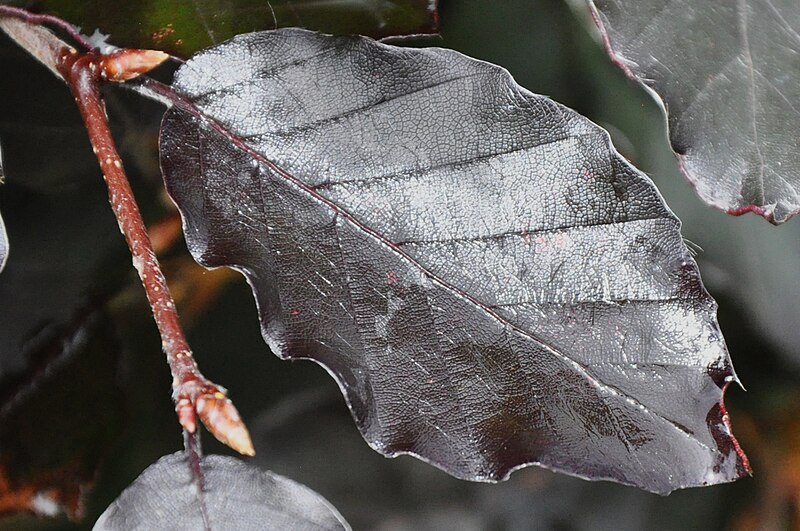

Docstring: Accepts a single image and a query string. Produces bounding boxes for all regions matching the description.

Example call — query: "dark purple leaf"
[587,1,800,224]
[94,452,350,530]
[159,28,750,494]
[5,0,439,58]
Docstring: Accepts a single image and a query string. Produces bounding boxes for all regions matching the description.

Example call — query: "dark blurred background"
[1,0,799,529]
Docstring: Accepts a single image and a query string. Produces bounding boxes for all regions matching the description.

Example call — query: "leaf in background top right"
[588,0,800,224]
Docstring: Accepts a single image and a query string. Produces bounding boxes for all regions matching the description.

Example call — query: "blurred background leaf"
[587,0,800,224]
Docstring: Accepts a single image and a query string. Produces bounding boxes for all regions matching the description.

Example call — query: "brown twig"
[0,10,254,456]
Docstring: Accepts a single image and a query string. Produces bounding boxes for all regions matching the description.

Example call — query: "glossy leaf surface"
[7,0,438,57]
[588,0,800,223]
[160,29,749,493]
[94,452,349,530]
